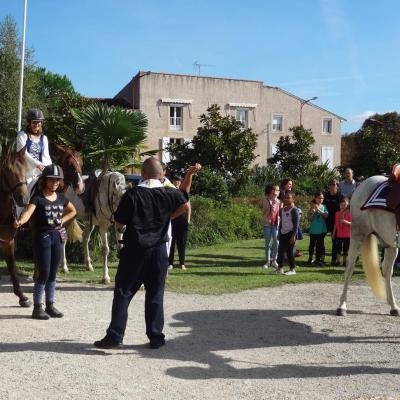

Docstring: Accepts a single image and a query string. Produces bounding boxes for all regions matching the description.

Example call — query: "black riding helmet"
[26,108,45,122]
[42,164,64,179]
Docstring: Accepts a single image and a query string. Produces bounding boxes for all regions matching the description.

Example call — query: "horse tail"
[67,219,83,243]
[361,234,386,299]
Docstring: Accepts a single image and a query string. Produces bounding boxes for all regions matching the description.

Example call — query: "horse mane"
[0,148,28,173]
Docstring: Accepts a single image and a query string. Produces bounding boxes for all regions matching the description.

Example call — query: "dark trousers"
[309,233,326,262]
[169,220,189,265]
[34,230,62,284]
[277,231,295,269]
[327,225,338,262]
[336,237,350,256]
[107,243,168,343]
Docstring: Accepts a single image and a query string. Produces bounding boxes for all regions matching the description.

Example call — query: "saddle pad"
[361,180,394,212]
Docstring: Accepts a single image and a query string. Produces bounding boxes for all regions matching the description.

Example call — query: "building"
[114,71,345,167]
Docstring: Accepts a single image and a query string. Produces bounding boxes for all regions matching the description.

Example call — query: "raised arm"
[180,163,201,194]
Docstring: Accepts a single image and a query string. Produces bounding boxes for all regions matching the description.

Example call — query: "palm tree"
[71,104,151,172]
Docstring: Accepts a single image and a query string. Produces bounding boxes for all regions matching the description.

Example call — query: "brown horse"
[0,148,31,307]
[54,144,85,195]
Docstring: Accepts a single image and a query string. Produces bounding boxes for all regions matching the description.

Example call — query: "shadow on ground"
[1,307,399,380]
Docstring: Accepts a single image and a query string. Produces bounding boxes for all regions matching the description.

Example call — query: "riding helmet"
[26,108,45,122]
[42,164,64,179]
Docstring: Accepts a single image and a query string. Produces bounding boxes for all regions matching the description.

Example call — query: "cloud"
[347,111,377,124]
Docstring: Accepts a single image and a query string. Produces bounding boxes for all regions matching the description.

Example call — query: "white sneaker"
[168,265,173,270]
[274,268,284,275]
[285,269,296,276]
[180,264,187,270]
[270,260,278,268]
[263,263,269,269]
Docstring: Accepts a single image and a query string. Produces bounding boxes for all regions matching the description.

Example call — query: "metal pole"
[17,0,28,132]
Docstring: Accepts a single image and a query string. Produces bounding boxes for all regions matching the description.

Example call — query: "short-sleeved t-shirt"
[114,186,188,249]
[335,211,351,238]
[30,193,69,229]
[309,204,328,235]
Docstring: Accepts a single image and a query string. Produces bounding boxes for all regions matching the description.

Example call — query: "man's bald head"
[141,157,163,180]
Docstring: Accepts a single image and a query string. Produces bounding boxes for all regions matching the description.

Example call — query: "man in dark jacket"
[94,157,189,349]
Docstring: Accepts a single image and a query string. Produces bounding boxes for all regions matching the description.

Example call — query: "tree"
[268,126,318,178]
[344,112,400,177]
[72,104,149,171]
[168,104,258,187]
[0,16,42,154]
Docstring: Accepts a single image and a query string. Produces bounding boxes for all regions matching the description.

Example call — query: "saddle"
[79,170,102,216]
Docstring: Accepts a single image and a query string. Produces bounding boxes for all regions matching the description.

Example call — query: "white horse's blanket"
[361,179,393,212]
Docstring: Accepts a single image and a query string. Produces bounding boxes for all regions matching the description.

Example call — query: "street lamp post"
[17,0,28,132]
[299,96,318,126]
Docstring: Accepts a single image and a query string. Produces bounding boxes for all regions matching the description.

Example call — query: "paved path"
[0,276,400,400]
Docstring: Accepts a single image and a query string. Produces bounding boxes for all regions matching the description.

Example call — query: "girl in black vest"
[14,165,77,319]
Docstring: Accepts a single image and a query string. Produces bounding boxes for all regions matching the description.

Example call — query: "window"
[161,137,185,163]
[322,118,332,134]
[321,146,334,168]
[236,108,248,128]
[272,114,283,132]
[170,106,182,130]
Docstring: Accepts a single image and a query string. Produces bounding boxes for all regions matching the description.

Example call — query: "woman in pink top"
[262,184,281,269]
[332,197,352,266]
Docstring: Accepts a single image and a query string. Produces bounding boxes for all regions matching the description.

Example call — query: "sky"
[1,0,399,134]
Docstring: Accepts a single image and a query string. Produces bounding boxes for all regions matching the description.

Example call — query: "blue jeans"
[263,225,278,261]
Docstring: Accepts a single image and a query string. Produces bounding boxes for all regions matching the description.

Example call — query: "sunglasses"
[31,120,42,124]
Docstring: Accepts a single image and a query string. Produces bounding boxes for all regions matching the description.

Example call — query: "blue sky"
[1,0,399,133]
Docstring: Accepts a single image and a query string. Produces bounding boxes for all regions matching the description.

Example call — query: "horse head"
[54,144,85,194]
[0,147,30,207]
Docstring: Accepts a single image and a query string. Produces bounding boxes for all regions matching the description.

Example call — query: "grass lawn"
[3,235,377,295]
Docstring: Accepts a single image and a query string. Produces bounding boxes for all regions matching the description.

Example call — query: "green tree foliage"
[345,113,400,176]
[168,104,258,187]
[0,16,42,154]
[72,103,149,171]
[268,126,318,179]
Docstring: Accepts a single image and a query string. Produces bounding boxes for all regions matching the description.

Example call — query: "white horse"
[61,171,127,284]
[337,175,399,316]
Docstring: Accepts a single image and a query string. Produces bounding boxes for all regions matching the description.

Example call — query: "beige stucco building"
[115,71,345,167]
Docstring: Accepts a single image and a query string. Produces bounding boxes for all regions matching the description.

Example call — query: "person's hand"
[290,235,296,245]
[188,163,202,174]
[14,220,21,229]
[37,164,45,171]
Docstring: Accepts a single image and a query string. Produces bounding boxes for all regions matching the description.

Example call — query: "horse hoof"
[19,298,32,308]
[390,309,400,316]
[101,278,111,285]
[336,308,347,316]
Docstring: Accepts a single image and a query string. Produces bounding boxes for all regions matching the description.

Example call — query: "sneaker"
[270,260,279,269]
[149,337,165,349]
[307,258,313,265]
[274,268,284,274]
[168,265,173,270]
[180,265,187,270]
[94,336,122,349]
[285,269,297,276]
[263,263,269,269]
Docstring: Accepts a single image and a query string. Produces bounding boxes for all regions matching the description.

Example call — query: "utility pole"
[193,61,214,76]
[299,96,318,126]
[17,0,28,131]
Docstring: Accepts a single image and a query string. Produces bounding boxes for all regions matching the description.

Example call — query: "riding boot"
[45,302,64,318]
[32,304,50,320]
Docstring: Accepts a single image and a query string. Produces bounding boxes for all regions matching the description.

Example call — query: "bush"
[190,167,230,202]
[188,196,262,247]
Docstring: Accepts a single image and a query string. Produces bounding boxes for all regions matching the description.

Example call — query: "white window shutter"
[161,137,170,163]
[321,146,334,168]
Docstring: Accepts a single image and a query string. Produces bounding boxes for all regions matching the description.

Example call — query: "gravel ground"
[0,275,400,400]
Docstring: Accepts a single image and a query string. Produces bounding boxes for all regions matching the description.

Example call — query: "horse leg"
[336,236,363,316]
[83,224,95,272]
[99,226,110,284]
[4,244,31,307]
[60,239,69,273]
[382,247,400,316]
